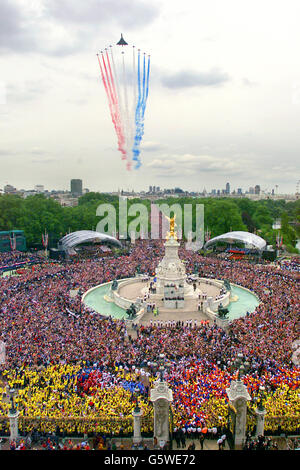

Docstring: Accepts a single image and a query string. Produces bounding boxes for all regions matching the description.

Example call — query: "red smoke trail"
[97,55,114,122]
[97,54,127,161]
[101,53,122,145]
[102,52,127,161]
[101,52,115,109]
[105,50,130,169]
[105,50,118,106]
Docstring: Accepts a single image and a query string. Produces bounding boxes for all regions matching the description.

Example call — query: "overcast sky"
[0,0,299,194]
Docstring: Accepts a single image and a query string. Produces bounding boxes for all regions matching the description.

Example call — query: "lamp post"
[7,387,20,442]
[42,230,49,260]
[78,289,83,315]
[232,353,251,380]
[149,353,172,383]
[132,383,143,444]
[255,385,267,437]
[257,386,266,412]
[133,384,140,413]
[8,388,17,414]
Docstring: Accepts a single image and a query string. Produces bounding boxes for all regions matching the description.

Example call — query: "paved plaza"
[118,279,221,325]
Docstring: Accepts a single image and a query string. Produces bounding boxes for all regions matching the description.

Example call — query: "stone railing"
[203,280,260,328]
[198,277,231,311]
[112,276,148,310]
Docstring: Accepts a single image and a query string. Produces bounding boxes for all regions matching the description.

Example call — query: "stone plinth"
[155,237,190,306]
[215,316,230,329]
[132,408,143,443]
[226,380,251,448]
[255,408,267,437]
[150,380,173,444]
[8,410,19,442]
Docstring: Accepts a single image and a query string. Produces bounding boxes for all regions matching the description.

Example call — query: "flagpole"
[42,230,49,260]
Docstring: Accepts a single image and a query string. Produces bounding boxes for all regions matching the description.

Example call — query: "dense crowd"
[0,240,299,442]
[280,257,300,273]
[0,251,42,270]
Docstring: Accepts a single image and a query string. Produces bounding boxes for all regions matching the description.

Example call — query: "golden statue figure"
[165,214,177,240]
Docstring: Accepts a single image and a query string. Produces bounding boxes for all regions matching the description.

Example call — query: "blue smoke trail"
[132,51,143,166]
[132,52,150,169]
[142,52,146,103]
[141,54,150,117]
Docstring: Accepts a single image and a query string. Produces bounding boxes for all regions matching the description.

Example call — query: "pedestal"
[155,237,188,300]
[216,316,230,329]
[132,408,143,443]
[255,408,267,437]
[8,410,19,442]
[226,380,251,448]
[150,380,173,445]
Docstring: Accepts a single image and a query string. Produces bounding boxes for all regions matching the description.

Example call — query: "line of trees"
[0,193,299,253]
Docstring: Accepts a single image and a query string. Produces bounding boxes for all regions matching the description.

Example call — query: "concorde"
[116,33,128,46]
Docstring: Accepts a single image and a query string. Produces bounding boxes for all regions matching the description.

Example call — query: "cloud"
[242,78,259,87]
[29,148,58,165]
[141,141,166,152]
[161,68,230,89]
[45,0,159,29]
[0,0,36,52]
[0,0,160,56]
[0,149,17,156]
[30,147,47,156]
[0,0,62,54]
[145,152,300,189]
[31,158,58,165]
[6,79,51,103]
[146,153,249,177]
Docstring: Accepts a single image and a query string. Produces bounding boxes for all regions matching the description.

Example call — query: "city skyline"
[0,0,300,194]
[1,179,295,199]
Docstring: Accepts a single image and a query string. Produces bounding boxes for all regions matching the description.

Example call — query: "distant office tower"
[70,179,83,196]
[211,189,216,195]
[249,187,255,194]
[225,182,230,194]
[254,185,261,195]
[237,188,243,195]
[4,184,17,194]
[149,186,153,193]
[35,185,44,193]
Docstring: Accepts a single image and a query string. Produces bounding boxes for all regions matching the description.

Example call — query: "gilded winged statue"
[164,214,177,240]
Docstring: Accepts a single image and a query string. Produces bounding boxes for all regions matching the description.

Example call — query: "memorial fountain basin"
[82,276,259,321]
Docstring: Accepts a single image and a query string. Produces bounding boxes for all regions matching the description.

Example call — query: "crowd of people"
[0,251,42,271]
[0,240,299,444]
[279,257,300,273]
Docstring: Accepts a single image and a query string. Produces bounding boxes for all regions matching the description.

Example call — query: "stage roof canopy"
[204,231,267,251]
[58,230,121,253]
